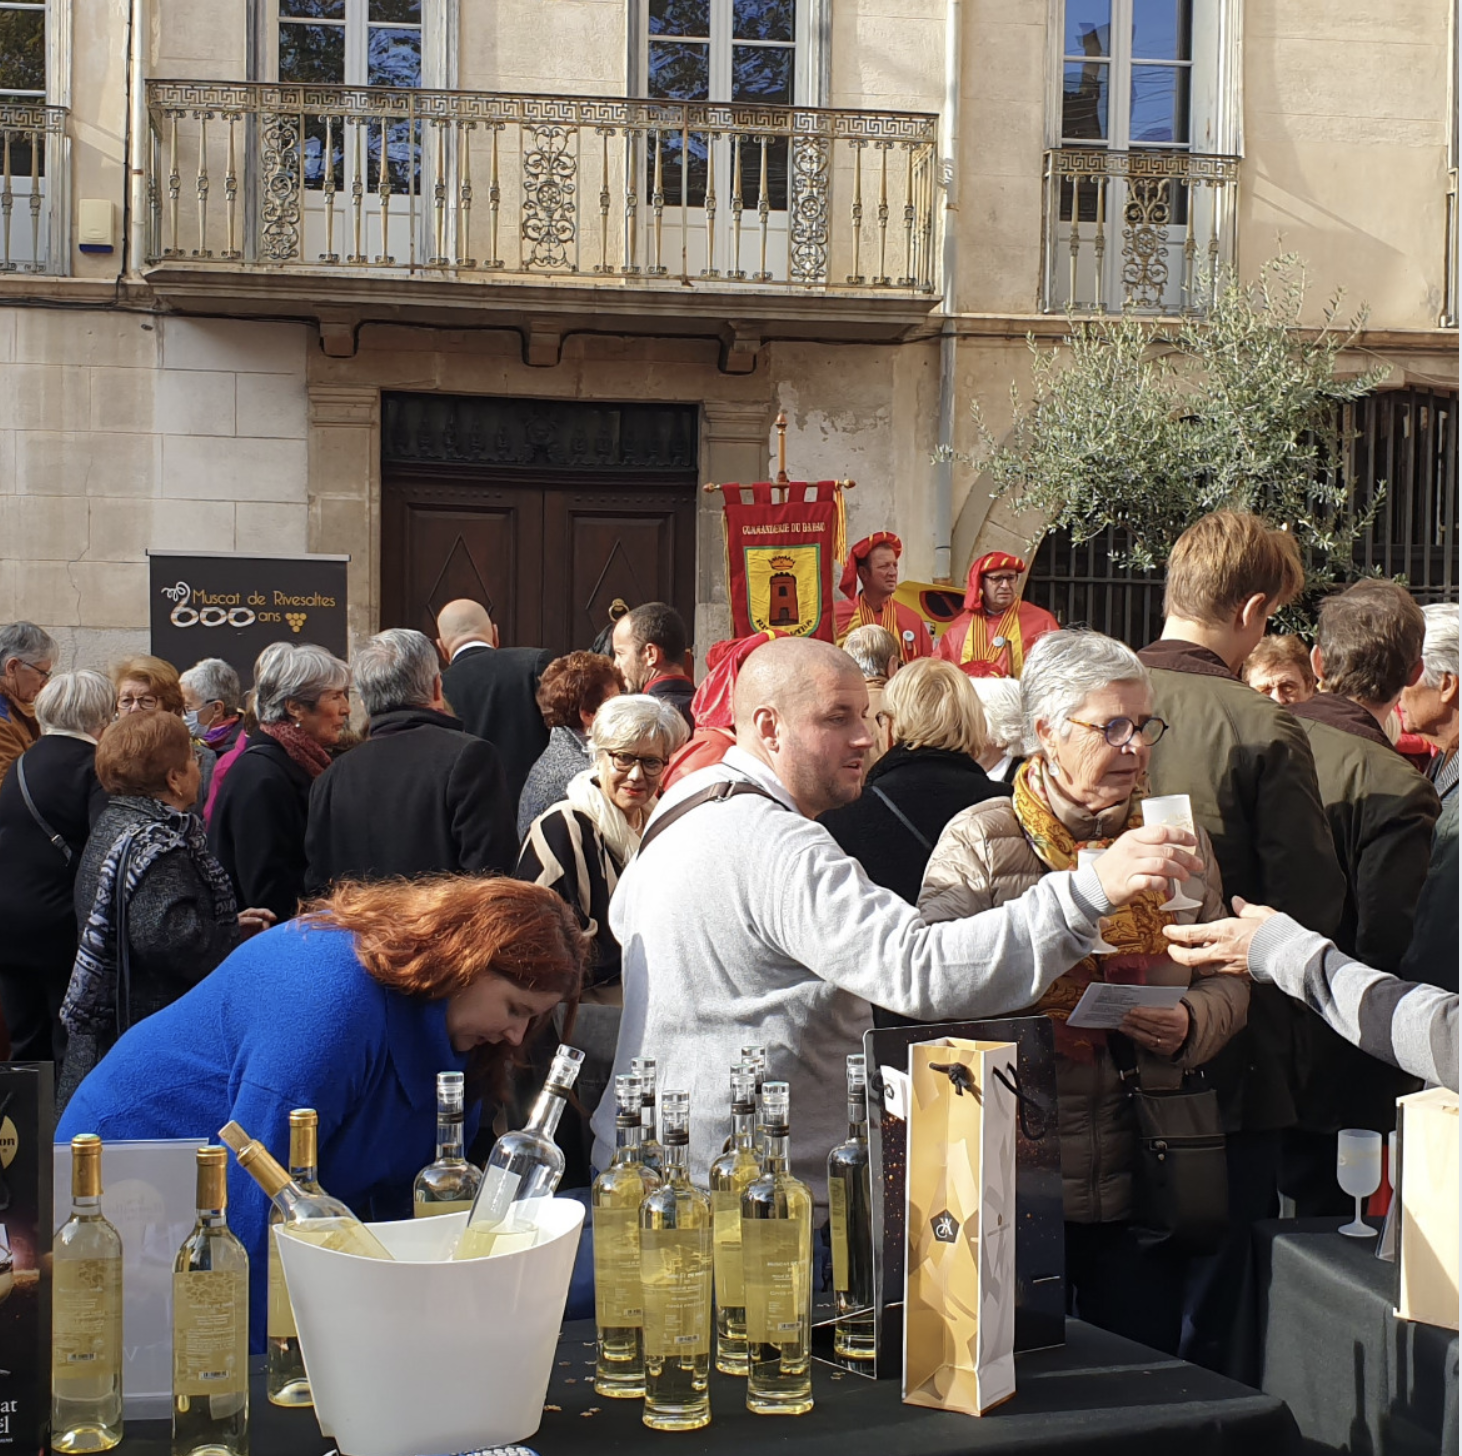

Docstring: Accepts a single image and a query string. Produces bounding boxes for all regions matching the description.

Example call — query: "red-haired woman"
[57,874,590,1351]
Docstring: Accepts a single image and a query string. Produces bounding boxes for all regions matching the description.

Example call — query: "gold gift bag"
[902,1038,1018,1417]
[1396,1085,1459,1331]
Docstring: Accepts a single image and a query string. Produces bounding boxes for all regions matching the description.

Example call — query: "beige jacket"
[919,794,1248,1225]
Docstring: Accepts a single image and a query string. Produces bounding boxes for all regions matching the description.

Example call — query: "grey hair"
[968,675,1026,755]
[588,693,690,759]
[842,624,901,679]
[0,621,58,672]
[1020,629,1151,753]
[256,643,351,724]
[1420,602,1459,687]
[35,669,114,737]
[352,628,439,717]
[180,657,242,713]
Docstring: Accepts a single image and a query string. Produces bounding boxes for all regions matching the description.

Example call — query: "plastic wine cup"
[1142,794,1203,912]
[1336,1128,1383,1238]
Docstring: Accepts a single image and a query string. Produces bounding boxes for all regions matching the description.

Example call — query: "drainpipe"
[124,0,149,282]
[932,0,962,584]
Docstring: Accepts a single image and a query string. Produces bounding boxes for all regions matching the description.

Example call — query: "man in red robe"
[833,532,934,665]
[933,550,1058,678]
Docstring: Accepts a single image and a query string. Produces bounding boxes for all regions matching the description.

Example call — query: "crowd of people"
[0,506,1454,1367]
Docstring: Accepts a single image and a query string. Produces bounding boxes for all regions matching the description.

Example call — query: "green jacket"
[1139,640,1347,1131]
[1290,693,1441,1131]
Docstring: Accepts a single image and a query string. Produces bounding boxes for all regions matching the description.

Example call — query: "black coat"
[304,708,517,889]
[207,735,314,923]
[647,674,696,730]
[441,645,555,804]
[0,736,107,971]
[818,745,1013,904]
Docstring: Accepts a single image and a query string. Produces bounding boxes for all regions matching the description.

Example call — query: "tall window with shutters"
[0,0,51,270]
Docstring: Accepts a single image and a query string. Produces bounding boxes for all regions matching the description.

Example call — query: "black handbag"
[1110,1033,1229,1257]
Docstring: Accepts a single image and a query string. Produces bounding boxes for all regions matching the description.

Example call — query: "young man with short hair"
[1280,580,1440,1212]
[612,602,695,728]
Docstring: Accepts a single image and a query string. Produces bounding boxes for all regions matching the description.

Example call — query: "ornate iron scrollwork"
[260,111,302,262]
[522,124,576,270]
[789,134,830,284]
[1120,177,1171,309]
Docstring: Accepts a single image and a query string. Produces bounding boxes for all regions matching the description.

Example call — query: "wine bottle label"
[413,1199,475,1217]
[593,1207,644,1328]
[267,1228,296,1339]
[742,1220,807,1343]
[53,1257,122,1377]
[174,1270,248,1399]
[711,1191,745,1306]
[641,1227,711,1357]
[828,1177,851,1293]
[475,1164,523,1225]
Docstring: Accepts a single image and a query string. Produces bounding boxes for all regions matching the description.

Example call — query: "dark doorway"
[379,395,699,653]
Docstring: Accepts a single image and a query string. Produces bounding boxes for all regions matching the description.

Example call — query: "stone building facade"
[0,0,1456,667]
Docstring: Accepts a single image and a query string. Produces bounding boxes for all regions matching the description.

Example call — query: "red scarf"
[260,720,333,779]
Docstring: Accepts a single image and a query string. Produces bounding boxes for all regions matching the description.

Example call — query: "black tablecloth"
[1254,1218,1459,1456]
[115,1319,1295,1456]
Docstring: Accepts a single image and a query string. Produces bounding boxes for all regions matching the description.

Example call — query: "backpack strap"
[16,756,73,866]
[637,777,787,855]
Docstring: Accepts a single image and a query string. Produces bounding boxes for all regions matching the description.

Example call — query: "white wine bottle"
[641,1090,713,1432]
[826,1053,875,1361]
[709,1066,762,1376]
[591,1074,661,1399]
[630,1055,664,1179]
[266,1110,318,1408]
[740,1044,769,1154]
[218,1121,394,1260]
[172,1147,249,1456]
[742,1081,814,1416]
[52,1134,124,1454]
[453,1044,584,1261]
[413,1072,482,1217]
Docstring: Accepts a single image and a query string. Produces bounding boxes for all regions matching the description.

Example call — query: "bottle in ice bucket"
[173,1147,249,1456]
[218,1120,395,1259]
[709,1065,763,1375]
[52,1134,124,1454]
[630,1055,664,1179]
[267,1110,320,1407]
[827,1053,875,1361]
[413,1072,482,1217]
[742,1081,814,1416]
[592,1074,662,1399]
[453,1043,584,1260]
[640,1090,713,1432]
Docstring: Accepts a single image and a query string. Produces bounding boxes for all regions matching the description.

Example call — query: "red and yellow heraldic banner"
[718,481,847,641]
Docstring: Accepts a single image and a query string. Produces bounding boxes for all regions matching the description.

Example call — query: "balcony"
[0,101,67,274]
[1042,147,1240,316]
[142,81,942,354]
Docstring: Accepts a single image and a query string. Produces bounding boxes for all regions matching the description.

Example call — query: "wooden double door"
[380,466,699,655]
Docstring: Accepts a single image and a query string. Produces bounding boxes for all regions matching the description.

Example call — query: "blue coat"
[57,922,475,1352]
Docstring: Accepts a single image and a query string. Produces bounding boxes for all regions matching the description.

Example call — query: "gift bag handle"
[991,1063,1049,1142]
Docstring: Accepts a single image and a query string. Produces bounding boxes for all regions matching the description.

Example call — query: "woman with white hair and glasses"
[918,629,1245,1355]
[208,644,351,923]
[0,670,113,1061]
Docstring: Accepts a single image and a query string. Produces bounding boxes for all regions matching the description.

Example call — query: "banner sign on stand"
[148,551,349,685]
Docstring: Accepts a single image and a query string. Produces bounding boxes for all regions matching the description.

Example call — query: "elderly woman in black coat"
[62,712,274,1109]
[0,670,113,1061]
[207,644,351,923]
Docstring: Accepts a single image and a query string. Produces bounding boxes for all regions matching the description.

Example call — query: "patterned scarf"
[1012,758,1174,1063]
[260,720,333,778]
[844,596,909,657]
[961,604,1026,676]
[63,798,238,1037]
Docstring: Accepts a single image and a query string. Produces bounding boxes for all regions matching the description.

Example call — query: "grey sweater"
[1249,914,1458,1093]
[590,747,1113,1201]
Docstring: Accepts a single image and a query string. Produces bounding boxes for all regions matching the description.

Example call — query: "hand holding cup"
[1092,825,1203,907]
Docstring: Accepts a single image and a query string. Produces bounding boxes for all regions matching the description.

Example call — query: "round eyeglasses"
[606,750,667,777]
[1067,715,1169,748]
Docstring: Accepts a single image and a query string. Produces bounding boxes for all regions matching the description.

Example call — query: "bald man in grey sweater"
[591,638,1203,1199]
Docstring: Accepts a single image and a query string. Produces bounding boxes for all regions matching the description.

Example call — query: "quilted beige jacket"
[919,794,1249,1225]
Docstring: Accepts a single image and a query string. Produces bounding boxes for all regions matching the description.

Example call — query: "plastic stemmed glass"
[1337,1129,1383,1238]
[1141,794,1202,912]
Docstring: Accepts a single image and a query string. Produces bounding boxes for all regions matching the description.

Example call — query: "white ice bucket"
[275,1200,586,1456]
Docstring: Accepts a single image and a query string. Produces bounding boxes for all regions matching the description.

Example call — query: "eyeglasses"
[18,660,52,682]
[607,750,667,777]
[1068,715,1169,748]
[117,695,160,712]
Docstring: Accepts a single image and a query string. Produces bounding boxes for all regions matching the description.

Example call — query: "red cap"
[839,532,903,600]
[963,551,1027,611]
[689,630,785,730]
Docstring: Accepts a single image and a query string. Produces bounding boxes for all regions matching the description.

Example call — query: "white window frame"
[259,0,448,89]
[0,0,70,273]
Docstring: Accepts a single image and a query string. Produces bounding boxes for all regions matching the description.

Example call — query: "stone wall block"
[161,318,309,375]
[65,561,150,629]
[0,364,92,432]
[158,370,237,437]
[15,313,159,370]
[236,502,309,554]
[236,373,308,439]
[90,367,159,435]
[13,560,82,626]
[161,435,307,502]
[15,431,161,498]
[3,494,90,560]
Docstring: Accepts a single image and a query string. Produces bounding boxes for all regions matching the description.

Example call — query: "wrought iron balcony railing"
[143,81,941,297]
[0,102,66,273]
[1042,147,1240,315]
